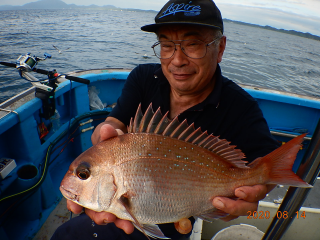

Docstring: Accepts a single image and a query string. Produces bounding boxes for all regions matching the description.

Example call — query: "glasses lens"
[153,41,175,59]
[152,40,208,59]
[181,40,206,59]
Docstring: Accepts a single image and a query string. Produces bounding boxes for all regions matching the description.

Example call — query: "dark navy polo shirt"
[110,63,279,163]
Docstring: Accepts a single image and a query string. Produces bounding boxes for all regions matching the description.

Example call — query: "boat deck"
[32,199,80,240]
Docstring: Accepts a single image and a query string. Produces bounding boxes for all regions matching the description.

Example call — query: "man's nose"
[171,44,189,66]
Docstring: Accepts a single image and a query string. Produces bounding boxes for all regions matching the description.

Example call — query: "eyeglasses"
[151,37,221,59]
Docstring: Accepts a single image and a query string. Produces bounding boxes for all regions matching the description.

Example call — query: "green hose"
[0,110,110,203]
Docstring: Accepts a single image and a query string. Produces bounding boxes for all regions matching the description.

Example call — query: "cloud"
[1,0,31,5]
[217,3,320,36]
[215,0,320,18]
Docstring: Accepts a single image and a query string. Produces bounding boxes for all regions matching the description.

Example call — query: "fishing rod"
[0,53,90,85]
[0,53,90,119]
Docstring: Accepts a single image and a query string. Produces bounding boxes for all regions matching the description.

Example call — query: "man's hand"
[91,117,126,145]
[67,198,135,233]
[212,184,275,221]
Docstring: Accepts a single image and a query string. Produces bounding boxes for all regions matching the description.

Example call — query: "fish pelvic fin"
[128,103,247,168]
[249,133,311,187]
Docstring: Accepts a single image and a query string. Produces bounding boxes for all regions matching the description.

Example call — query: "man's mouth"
[172,73,192,80]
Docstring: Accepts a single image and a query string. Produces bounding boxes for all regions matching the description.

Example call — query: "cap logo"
[159,1,201,19]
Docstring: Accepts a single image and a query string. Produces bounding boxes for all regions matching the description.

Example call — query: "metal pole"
[262,119,320,240]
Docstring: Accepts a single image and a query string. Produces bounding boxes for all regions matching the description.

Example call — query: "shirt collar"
[154,64,223,110]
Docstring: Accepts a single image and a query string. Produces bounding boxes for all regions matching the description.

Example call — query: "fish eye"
[76,165,91,180]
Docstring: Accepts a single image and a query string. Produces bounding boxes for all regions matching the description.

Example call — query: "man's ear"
[217,36,226,63]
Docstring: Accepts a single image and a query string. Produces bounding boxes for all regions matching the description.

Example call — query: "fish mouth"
[60,185,80,202]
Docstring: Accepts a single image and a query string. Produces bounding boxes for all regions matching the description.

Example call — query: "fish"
[60,103,311,239]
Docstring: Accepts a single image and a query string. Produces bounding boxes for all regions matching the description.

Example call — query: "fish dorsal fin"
[130,103,143,133]
[146,107,163,133]
[128,103,247,167]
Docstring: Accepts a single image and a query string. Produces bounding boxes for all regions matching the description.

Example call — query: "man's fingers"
[99,124,119,142]
[235,185,268,202]
[212,197,258,217]
[84,209,134,234]
[67,199,83,214]
[114,219,135,234]
[174,218,192,234]
[85,209,117,225]
[115,129,124,136]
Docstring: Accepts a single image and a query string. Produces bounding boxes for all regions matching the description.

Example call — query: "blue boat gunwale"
[1,68,320,138]
[245,87,320,109]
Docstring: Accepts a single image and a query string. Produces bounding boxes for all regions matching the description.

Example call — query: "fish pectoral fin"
[196,209,229,222]
[133,223,170,240]
[118,194,151,240]
[118,193,169,239]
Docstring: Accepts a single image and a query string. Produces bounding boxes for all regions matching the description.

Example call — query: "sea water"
[0,8,319,103]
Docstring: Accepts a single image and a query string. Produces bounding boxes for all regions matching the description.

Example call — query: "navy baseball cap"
[141,0,223,33]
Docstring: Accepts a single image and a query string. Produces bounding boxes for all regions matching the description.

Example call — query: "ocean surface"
[0,8,320,104]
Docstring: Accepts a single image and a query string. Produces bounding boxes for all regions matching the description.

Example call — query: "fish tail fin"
[250,133,311,187]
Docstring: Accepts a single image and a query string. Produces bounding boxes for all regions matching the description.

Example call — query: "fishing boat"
[0,54,319,240]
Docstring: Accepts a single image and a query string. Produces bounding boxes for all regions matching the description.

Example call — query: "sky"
[1,0,320,36]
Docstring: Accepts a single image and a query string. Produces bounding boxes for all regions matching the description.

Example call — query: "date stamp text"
[247,211,306,219]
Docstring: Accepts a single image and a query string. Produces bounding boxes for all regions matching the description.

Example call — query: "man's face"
[157,25,226,96]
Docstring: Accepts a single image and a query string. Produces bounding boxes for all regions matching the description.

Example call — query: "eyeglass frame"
[151,37,222,59]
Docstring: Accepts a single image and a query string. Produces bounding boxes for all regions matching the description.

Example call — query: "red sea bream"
[60,104,311,239]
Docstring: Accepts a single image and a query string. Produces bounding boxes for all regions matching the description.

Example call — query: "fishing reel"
[16,53,51,72]
[15,53,57,119]
[0,52,89,119]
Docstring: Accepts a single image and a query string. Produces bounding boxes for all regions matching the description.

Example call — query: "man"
[52,0,279,239]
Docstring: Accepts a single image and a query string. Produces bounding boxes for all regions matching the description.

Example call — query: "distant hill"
[0,0,119,10]
[20,0,70,9]
[1,0,319,41]
[224,19,320,42]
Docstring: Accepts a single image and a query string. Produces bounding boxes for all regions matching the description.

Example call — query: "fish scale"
[99,133,263,223]
[60,103,311,239]
[118,157,215,223]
